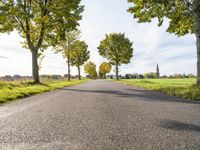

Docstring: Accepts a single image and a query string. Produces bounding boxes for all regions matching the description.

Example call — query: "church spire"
[156,64,160,78]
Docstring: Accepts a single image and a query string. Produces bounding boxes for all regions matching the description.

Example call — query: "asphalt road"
[0,80,200,150]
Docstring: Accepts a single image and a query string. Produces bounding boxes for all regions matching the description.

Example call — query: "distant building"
[64,74,71,79]
[13,74,21,79]
[50,75,62,79]
[156,64,160,78]
[4,75,12,80]
[109,75,116,79]
[74,75,79,79]
[85,75,90,79]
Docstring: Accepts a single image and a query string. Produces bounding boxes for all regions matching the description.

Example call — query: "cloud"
[0,45,26,53]
[0,55,9,60]
[0,0,197,76]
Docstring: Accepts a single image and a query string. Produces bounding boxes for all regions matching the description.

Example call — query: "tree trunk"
[67,60,71,81]
[193,0,200,85]
[195,29,200,85]
[31,51,40,83]
[116,62,119,80]
[78,66,81,80]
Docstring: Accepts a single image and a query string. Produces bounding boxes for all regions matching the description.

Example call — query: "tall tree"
[70,40,90,80]
[54,30,80,81]
[84,61,98,79]
[99,62,112,79]
[0,0,83,83]
[128,0,200,84]
[98,33,133,80]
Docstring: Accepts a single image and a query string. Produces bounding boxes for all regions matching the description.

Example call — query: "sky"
[0,0,197,76]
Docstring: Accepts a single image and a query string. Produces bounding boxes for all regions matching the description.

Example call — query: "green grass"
[0,79,89,104]
[115,78,200,100]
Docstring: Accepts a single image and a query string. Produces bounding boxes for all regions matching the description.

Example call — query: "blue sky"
[0,0,196,76]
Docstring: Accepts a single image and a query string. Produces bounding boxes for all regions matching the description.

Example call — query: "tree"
[98,33,133,80]
[98,71,104,79]
[99,62,112,79]
[0,1,83,83]
[127,0,200,84]
[70,40,90,80]
[84,61,98,79]
[54,30,80,81]
[144,72,157,79]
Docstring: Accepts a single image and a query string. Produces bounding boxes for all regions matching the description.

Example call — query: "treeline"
[1,1,199,84]
[122,73,196,79]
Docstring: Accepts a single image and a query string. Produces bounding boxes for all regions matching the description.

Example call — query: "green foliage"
[144,73,157,79]
[99,62,112,79]
[53,30,81,80]
[70,40,90,67]
[125,73,144,79]
[0,0,84,50]
[98,33,133,80]
[99,71,104,79]
[70,40,90,80]
[127,0,194,36]
[84,61,98,79]
[54,30,81,60]
[117,78,200,100]
[98,33,133,65]
[0,79,88,104]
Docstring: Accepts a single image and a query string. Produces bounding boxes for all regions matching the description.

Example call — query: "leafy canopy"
[54,30,81,60]
[0,0,84,51]
[98,33,133,65]
[99,62,111,75]
[127,0,193,36]
[84,61,97,78]
[70,40,90,67]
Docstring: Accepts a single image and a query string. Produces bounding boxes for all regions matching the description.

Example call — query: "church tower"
[156,64,160,78]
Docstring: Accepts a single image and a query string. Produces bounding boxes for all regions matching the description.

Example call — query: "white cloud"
[0,0,197,76]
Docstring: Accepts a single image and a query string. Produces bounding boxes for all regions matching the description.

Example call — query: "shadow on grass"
[158,119,200,132]
[59,88,200,104]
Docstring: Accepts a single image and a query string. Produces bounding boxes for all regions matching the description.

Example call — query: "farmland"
[116,78,200,100]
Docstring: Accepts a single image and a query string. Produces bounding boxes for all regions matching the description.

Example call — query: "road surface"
[0,80,200,150]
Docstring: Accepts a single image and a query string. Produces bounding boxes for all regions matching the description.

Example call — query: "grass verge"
[0,79,89,104]
[115,78,200,100]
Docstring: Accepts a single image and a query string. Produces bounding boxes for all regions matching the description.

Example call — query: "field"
[116,78,200,100]
[0,79,88,104]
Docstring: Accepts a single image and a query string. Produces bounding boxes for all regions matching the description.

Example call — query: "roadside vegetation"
[0,79,88,104]
[116,78,200,100]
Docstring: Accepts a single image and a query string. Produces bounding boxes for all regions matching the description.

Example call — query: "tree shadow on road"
[59,88,200,105]
[158,119,200,132]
